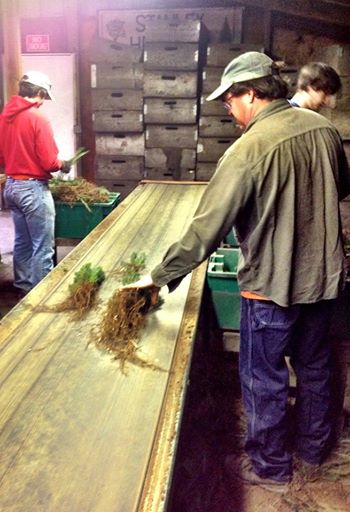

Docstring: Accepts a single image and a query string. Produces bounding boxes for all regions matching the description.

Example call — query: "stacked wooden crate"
[90,39,145,199]
[312,45,350,166]
[279,66,298,97]
[197,43,263,181]
[143,20,200,181]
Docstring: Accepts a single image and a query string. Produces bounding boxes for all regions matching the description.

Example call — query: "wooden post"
[78,14,97,182]
[1,0,22,100]
[263,9,272,54]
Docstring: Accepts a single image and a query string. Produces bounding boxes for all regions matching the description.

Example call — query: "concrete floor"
[0,209,14,261]
[0,210,17,316]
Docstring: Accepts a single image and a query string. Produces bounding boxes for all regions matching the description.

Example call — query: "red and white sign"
[25,35,50,53]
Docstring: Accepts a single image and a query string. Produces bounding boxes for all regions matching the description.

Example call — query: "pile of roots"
[49,178,110,204]
[63,263,105,319]
[53,282,101,319]
[36,263,105,320]
[94,252,163,371]
[95,288,160,370]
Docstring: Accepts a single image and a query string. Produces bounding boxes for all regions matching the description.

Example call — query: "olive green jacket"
[151,99,350,306]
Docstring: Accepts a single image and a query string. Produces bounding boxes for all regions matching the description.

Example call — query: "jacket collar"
[244,99,292,133]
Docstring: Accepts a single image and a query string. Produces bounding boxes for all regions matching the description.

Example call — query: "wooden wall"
[12,0,349,71]
[2,0,350,178]
[15,0,77,17]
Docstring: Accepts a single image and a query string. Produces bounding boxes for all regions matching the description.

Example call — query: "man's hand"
[119,274,160,306]
[60,161,71,174]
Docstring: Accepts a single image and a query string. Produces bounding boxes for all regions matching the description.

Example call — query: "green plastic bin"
[54,192,121,238]
[223,228,239,247]
[207,247,241,330]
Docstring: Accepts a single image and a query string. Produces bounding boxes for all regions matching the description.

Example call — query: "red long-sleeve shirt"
[0,96,62,180]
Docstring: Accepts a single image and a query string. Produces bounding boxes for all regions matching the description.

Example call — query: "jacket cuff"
[151,265,185,292]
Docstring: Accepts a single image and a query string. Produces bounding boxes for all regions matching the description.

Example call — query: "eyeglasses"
[222,93,233,111]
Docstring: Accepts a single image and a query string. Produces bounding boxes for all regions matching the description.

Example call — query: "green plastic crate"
[54,192,120,238]
[223,228,239,247]
[207,247,241,330]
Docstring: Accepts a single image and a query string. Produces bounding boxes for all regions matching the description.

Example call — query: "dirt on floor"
[168,322,350,512]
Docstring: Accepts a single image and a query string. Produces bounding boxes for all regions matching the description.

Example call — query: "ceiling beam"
[236,0,350,26]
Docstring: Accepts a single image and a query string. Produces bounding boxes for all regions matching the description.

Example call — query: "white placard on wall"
[98,7,244,47]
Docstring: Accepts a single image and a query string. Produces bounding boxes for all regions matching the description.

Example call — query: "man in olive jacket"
[122,52,350,491]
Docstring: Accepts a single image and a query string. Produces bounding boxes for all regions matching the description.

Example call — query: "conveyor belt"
[0,181,207,511]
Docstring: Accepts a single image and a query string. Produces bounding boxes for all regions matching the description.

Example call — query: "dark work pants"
[239,297,334,481]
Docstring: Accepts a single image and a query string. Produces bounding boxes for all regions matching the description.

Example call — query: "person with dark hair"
[290,61,342,111]
[121,52,350,491]
[0,71,71,295]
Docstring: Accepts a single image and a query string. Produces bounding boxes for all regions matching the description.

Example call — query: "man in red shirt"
[0,71,70,294]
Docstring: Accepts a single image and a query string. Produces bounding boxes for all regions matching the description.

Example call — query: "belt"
[7,176,48,182]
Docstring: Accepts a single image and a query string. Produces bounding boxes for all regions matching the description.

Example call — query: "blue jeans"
[4,178,55,292]
[240,297,334,481]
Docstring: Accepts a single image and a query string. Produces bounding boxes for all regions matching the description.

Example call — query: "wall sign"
[98,7,244,46]
[21,17,67,54]
[25,34,50,53]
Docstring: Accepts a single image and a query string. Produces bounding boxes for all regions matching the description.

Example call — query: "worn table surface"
[0,181,207,511]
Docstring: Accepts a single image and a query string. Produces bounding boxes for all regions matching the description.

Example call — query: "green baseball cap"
[206,51,274,101]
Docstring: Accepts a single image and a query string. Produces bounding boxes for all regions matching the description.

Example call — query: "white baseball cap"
[21,71,55,101]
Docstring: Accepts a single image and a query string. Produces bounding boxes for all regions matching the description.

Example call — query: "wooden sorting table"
[0,181,208,512]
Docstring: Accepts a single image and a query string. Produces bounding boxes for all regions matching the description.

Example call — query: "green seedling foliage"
[69,263,105,294]
[66,147,89,166]
[121,252,147,285]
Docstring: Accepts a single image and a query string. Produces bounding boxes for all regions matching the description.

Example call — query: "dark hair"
[227,74,289,100]
[297,62,341,95]
[18,81,46,99]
